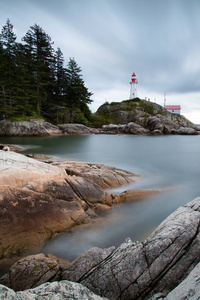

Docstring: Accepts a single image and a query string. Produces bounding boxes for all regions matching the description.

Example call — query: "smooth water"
[1,134,200,261]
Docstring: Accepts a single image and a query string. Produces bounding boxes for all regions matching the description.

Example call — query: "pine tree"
[0,19,17,118]
[22,24,55,115]
[64,58,93,123]
[52,47,66,123]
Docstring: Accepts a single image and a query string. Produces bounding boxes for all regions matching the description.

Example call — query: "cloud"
[1,0,200,123]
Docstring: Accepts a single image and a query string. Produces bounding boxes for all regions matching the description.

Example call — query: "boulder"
[123,122,149,134]
[102,122,149,135]
[0,248,115,292]
[0,119,61,136]
[162,261,200,299]
[0,151,148,265]
[0,152,111,262]
[171,126,199,135]
[0,281,108,299]
[60,197,200,300]
[58,123,98,134]
[0,253,61,291]
[150,262,200,299]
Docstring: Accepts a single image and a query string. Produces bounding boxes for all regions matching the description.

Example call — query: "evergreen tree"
[0,19,17,118]
[64,58,93,123]
[22,24,55,115]
[0,20,94,124]
[52,47,66,123]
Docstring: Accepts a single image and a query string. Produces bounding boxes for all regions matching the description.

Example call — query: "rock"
[61,246,115,283]
[115,188,163,203]
[58,123,98,134]
[102,122,149,134]
[123,122,149,134]
[0,152,108,262]
[0,144,23,152]
[96,99,199,135]
[163,261,200,299]
[0,151,146,264]
[53,160,141,189]
[59,197,200,300]
[171,126,199,135]
[0,254,60,291]
[2,197,200,299]
[0,281,108,299]
[0,119,61,136]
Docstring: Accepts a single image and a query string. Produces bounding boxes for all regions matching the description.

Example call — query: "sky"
[1,0,200,123]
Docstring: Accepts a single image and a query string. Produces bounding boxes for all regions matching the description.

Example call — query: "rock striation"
[159,261,200,299]
[2,197,200,299]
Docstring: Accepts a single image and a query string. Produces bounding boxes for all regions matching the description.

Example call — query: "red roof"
[132,73,136,77]
[165,105,181,110]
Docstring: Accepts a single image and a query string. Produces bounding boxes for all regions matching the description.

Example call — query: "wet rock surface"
[1,197,200,299]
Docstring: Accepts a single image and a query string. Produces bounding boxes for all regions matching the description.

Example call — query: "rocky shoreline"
[0,118,199,137]
[0,197,200,299]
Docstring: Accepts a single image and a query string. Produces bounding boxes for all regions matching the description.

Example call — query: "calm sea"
[1,134,200,261]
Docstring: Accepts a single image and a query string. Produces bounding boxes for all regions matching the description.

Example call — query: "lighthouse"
[129,72,138,99]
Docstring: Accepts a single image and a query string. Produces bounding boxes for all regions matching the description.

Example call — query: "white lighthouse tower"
[129,72,138,99]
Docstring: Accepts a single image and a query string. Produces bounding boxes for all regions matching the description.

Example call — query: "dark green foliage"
[64,58,93,123]
[89,113,114,128]
[138,101,154,114]
[0,20,93,124]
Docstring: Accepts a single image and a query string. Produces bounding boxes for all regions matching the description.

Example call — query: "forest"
[0,19,95,125]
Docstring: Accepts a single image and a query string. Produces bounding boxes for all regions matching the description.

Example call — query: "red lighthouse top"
[131,73,137,83]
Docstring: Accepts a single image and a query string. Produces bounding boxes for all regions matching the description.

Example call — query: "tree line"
[0,19,93,124]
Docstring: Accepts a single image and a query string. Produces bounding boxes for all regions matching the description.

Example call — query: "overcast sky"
[1,0,200,123]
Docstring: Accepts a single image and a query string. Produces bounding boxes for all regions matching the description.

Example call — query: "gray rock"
[0,254,60,291]
[163,261,200,299]
[58,123,98,134]
[102,122,149,134]
[0,281,108,299]
[172,126,199,135]
[61,246,115,282]
[61,197,200,300]
[0,120,61,136]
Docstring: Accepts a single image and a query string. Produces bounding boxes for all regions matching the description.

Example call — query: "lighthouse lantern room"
[129,72,138,99]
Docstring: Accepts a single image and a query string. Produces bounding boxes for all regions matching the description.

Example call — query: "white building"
[129,73,138,99]
[165,105,181,114]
